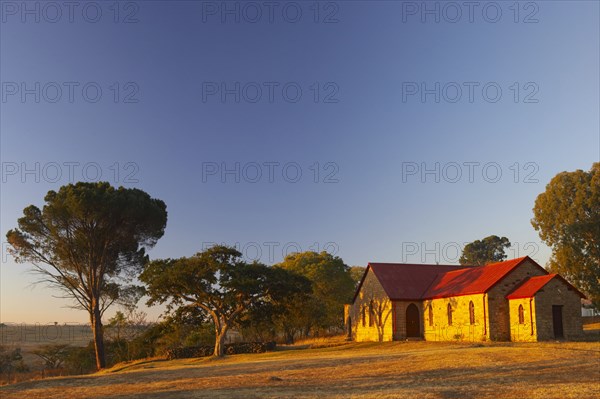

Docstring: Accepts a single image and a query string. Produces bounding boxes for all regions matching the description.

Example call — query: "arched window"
[447,304,453,326]
[428,305,434,327]
[369,300,375,327]
[361,306,366,327]
[469,301,475,325]
[518,304,525,324]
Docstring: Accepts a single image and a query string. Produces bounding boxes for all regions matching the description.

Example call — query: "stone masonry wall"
[534,278,583,340]
[508,298,537,342]
[486,259,547,341]
[423,294,488,342]
[350,269,394,342]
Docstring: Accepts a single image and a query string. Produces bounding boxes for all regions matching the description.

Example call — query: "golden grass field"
[1,337,599,399]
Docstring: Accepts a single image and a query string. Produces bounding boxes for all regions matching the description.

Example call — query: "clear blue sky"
[1,1,598,323]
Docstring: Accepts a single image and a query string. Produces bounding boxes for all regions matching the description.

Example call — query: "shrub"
[64,344,96,374]
[165,341,276,360]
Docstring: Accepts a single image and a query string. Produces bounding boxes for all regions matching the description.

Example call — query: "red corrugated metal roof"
[353,256,541,303]
[505,274,557,299]
[506,273,587,299]
[423,257,531,299]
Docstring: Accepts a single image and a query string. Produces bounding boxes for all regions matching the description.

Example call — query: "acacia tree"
[532,163,600,307]
[459,235,511,266]
[6,182,167,370]
[140,245,308,356]
[32,344,71,369]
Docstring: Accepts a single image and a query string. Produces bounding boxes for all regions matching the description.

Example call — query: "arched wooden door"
[406,304,420,337]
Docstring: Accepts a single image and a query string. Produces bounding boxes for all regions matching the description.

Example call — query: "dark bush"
[64,344,96,374]
[165,341,276,360]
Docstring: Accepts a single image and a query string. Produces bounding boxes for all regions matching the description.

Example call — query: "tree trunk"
[214,330,227,357]
[284,328,294,345]
[90,302,106,370]
[303,325,311,338]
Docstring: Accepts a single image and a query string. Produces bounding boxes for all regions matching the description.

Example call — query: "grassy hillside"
[1,340,599,399]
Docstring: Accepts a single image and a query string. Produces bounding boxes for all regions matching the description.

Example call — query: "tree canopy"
[459,235,511,266]
[6,182,167,369]
[349,266,366,286]
[275,251,355,337]
[532,162,600,307]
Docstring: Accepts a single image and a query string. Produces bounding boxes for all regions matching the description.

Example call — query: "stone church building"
[344,256,585,342]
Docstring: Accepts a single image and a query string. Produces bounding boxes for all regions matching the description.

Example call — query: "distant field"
[1,323,92,371]
[1,339,599,399]
[0,323,93,348]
